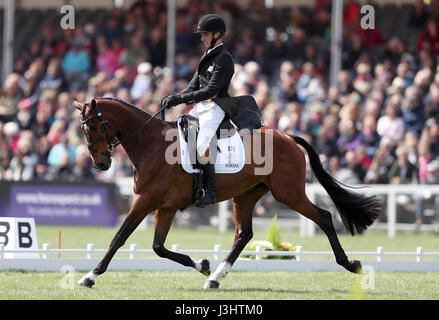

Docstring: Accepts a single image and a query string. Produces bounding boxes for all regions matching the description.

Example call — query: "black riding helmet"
[195,14,226,49]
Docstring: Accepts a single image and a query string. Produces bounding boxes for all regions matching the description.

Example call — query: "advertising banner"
[0,182,118,226]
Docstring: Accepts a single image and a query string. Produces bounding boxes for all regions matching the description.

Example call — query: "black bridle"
[80,98,167,158]
[80,101,117,159]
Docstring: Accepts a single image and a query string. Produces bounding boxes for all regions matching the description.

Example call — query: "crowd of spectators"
[1,0,439,231]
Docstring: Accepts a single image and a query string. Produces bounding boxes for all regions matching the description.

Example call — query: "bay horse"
[74,97,382,289]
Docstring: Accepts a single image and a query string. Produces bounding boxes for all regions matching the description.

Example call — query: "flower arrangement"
[243,214,296,259]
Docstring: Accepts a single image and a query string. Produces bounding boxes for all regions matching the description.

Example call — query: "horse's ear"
[91,99,97,109]
[72,101,83,111]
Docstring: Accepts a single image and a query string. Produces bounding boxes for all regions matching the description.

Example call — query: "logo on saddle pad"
[177,117,245,174]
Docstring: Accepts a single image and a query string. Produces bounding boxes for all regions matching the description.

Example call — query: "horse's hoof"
[203,280,219,289]
[200,259,211,276]
[348,260,363,274]
[77,277,95,288]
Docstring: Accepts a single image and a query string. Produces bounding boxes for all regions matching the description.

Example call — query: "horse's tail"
[293,135,382,235]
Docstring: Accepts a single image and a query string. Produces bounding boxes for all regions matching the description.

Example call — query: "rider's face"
[200,32,213,48]
[201,32,222,48]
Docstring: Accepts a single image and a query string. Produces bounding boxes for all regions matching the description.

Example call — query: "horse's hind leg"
[152,208,210,276]
[204,183,269,289]
[278,194,362,274]
[308,202,362,273]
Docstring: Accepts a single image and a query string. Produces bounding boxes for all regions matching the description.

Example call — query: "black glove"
[163,94,184,109]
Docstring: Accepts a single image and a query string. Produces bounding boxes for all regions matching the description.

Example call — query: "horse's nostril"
[97,161,111,170]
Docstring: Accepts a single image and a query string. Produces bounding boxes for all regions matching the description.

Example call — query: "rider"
[163,14,234,208]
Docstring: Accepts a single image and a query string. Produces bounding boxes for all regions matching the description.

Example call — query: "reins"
[108,96,167,151]
[80,97,167,155]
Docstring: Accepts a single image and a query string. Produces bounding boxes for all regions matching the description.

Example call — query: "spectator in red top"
[359,25,386,48]
[343,0,360,27]
[417,19,439,53]
[314,0,331,14]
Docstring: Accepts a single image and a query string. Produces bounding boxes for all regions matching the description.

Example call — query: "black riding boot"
[193,169,205,203]
[195,163,216,208]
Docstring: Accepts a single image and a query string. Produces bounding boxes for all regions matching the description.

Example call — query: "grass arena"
[1,225,438,300]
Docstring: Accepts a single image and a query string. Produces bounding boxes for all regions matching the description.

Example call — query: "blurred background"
[0,0,439,238]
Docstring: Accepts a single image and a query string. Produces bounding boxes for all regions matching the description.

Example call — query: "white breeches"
[188,100,225,157]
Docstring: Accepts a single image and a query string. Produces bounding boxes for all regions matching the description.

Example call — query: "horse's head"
[73,99,115,171]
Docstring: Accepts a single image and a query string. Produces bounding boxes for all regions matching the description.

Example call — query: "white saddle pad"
[177,118,245,174]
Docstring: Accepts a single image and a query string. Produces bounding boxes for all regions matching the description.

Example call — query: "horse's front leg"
[152,208,210,275]
[77,195,155,288]
[204,184,268,289]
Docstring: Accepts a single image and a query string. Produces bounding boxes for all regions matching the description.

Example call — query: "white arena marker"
[0,217,39,258]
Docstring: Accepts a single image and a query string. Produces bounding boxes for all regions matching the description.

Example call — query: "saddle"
[177,95,263,209]
[179,114,235,163]
[178,95,264,149]
[178,114,240,170]
[177,114,245,208]
[213,95,264,131]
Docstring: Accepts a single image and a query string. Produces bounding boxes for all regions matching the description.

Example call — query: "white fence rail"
[116,178,439,238]
[1,244,439,272]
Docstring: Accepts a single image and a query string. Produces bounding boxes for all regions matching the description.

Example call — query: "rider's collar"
[207,43,224,55]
